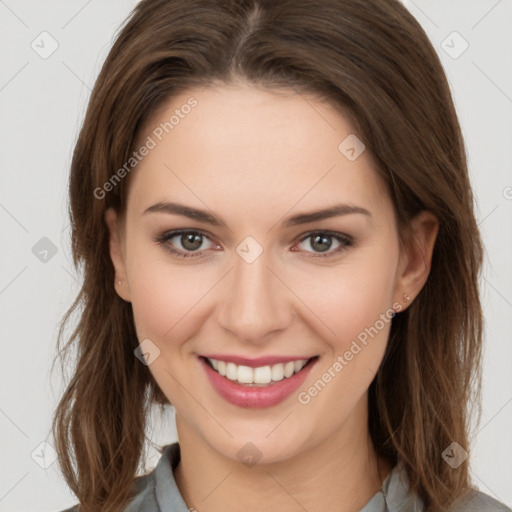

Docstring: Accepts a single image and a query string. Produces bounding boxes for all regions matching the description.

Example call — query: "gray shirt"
[61,442,511,511]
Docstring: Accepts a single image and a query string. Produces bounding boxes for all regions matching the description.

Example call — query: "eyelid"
[296,230,352,245]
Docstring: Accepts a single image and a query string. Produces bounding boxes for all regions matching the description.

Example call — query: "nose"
[216,248,295,345]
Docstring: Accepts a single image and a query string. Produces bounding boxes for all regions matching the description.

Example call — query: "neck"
[173,398,392,512]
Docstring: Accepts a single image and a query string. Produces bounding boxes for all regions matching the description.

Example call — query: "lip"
[200,354,315,367]
[199,355,318,408]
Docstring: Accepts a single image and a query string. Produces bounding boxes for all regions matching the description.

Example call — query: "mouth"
[199,354,319,408]
[200,355,319,387]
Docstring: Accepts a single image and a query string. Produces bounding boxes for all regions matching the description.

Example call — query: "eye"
[154,229,353,259]
[154,229,217,258]
[293,231,352,257]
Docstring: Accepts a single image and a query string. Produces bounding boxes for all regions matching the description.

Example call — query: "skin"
[106,80,438,512]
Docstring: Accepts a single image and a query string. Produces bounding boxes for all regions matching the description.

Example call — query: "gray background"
[0,0,511,510]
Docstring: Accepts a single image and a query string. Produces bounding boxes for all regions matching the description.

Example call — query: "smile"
[205,357,310,386]
[198,355,319,408]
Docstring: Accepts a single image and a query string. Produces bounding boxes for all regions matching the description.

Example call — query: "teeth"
[284,361,295,378]
[238,365,254,384]
[271,363,284,381]
[226,362,237,380]
[253,365,272,384]
[206,357,310,385]
[294,360,306,372]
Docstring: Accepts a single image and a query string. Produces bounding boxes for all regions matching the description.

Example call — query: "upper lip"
[200,354,317,368]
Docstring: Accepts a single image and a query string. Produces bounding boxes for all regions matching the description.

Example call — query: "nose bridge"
[217,243,293,342]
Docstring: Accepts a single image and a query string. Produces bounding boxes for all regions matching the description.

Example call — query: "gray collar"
[139,443,424,512]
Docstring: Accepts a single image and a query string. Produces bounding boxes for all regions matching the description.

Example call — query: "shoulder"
[57,471,159,512]
[449,489,512,512]
[57,444,179,512]
[57,473,158,512]
[380,461,511,512]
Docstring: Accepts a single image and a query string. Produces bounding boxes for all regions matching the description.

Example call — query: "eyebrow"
[142,201,371,227]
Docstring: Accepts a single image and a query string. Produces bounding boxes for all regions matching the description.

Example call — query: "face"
[106,80,437,465]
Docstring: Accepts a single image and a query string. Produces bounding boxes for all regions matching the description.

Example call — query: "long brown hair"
[52,0,484,510]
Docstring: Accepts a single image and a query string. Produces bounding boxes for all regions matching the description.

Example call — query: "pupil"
[311,234,331,252]
[182,233,202,251]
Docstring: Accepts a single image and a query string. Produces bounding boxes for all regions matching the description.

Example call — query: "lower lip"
[199,356,317,408]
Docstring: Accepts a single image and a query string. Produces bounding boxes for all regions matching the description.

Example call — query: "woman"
[53,0,511,511]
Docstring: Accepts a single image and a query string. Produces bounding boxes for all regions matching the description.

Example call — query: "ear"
[105,207,131,302]
[393,210,439,311]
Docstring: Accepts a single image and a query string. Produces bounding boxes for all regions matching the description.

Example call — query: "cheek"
[294,248,398,351]
[126,240,212,342]
[293,262,397,429]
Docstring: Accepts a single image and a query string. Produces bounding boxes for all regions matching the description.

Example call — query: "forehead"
[127,82,391,223]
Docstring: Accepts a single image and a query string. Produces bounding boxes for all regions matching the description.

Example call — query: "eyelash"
[154,229,353,259]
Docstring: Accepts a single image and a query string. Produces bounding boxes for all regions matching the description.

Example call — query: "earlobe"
[394,210,439,311]
[105,208,131,302]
